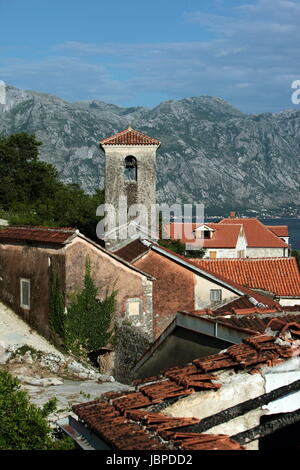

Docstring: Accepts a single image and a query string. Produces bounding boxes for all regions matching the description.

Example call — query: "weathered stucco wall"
[163,370,265,450]
[0,242,65,338]
[65,238,153,337]
[162,359,300,450]
[134,250,195,337]
[263,357,300,414]
[246,247,286,258]
[194,275,238,309]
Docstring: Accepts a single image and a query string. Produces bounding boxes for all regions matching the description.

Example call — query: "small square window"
[210,289,222,302]
[126,298,142,316]
[20,278,30,309]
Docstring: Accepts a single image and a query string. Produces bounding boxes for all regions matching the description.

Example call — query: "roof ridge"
[6,226,77,233]
[100,127,161,145]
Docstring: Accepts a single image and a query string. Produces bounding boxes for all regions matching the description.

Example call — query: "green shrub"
[49,267,65,342]
[0,370,74,450]
[65,260,116,356]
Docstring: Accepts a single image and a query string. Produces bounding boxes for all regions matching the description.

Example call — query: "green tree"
[157,212,206,258]
[65,260,116,356]
[0,370,74,450]
[49,267,65,343]
[0,133,105,242]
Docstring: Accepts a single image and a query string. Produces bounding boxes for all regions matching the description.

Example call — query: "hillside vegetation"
[0,133,104,241]
[1,85,300,213]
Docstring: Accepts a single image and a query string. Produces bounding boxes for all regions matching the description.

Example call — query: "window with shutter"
[20,278,30,309]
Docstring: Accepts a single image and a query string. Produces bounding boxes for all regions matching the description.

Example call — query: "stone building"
[132,298,300,379]
[0,226,154,339]
[189,256,300,307]
[61,319,300,450]
[115,239,280,337]
[99,127,161,251]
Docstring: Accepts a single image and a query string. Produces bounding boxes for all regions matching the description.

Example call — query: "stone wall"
[104,144,158,251]
[0,242,65,338]
[113,323,152,384]
[65,237,154,337]
[134,250,195,337]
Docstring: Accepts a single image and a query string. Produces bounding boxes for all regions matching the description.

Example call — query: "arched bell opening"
[124,155,137,182]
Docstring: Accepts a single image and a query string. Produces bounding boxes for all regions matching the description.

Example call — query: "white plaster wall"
[203,249,236,259]
[263,357,300,414]
[163,370,265,450]
[194,274,238,309]
[236,232,247,253]
[246,247,285,258]
[279,298,300,307]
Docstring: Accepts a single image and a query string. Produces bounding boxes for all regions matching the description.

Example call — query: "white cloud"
[1,0,299,112]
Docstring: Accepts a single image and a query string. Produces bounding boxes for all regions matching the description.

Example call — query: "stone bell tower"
[99,126,161,251]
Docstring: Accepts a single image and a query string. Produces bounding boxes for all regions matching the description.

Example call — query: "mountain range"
[1,84,300,214]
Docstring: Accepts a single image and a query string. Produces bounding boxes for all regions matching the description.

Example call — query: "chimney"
[229,211,236,218]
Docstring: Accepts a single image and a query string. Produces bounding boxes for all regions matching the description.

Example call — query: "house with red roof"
[0,226,154,340]
[218,217,290,258]
[165,217,289,259]
[60,320,300,450]
[189,257,300,307]
[0,226,284,347]
[115,239,281,337]
[132,295,300,380]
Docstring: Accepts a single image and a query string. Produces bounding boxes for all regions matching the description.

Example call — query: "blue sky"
[0,0,299,113]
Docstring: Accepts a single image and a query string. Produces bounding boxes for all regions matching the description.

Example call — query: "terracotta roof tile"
[187,309,300,337]
[73,323,300,451]
[267,226,289,237]
[100,127,161,146]
[135,240,281,308]
[219,218,288,248]
[114,239,150,263]
[0,226,77,244]
[174,433,244,451]
[165,223,242,248]
[189,257,300,297]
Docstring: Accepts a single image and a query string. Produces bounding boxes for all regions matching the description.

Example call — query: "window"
[210,289,222,302]
[124,156,137,181]
[209,250,217,259]
[126,298,142,316]
[20,278,30,309]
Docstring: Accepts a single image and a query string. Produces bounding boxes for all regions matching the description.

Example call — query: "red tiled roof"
[72,368,231,450]
[100,127,161,146]
[0,226,78,244]
[73,323,300,450]
[214,295,273,313]
[114,239,150,262]
[267,226,289,238]
[117,239,281,308]
[165,223,242,247]
[193,329,300,371]
[188,257,300,297]
[199,312,300,337]
[142,240,281,307]
[219,218,288,248]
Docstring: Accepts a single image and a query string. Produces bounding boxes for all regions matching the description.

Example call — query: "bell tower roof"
[100,127,161,148]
